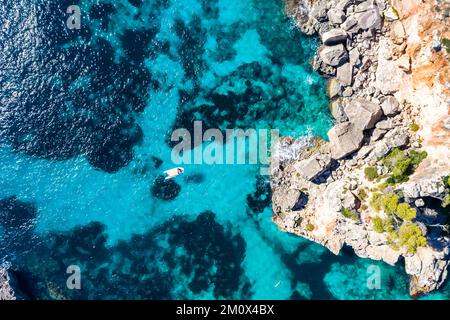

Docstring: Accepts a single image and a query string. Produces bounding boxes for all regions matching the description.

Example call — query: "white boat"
[163,167,185,180]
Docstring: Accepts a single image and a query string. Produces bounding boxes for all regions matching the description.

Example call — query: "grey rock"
[328,79,342,99]
[370,128,387,142]
[415,198,425,207]
[295,152,333,181]
[0,268,17,300]
[381,95,401,116]
[321,29,348,46]
[330,99,349,123]
[342,87,354,97]
[341,16,359,32]
[356,8,381,30]
[327,9,347,25]
[311,6,329,23]
[336,0,354,11]
[336,62,354,86]
[349,48,361,67]
[385,128,409,149]
[328,122,365,159]
[312,53,337,77]
[344,98,383,130]
[355,0,377,13]
[376,119,395,130]
[319,44,349,67]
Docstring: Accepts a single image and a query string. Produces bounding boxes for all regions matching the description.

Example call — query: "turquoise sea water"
[0,0,448,299]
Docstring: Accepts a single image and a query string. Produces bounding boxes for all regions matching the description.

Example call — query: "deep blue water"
[0,0,448,299]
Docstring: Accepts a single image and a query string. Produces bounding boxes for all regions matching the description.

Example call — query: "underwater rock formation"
[13,212,251,300]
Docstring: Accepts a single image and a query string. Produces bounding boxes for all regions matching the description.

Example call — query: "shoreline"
[272,0,450,296]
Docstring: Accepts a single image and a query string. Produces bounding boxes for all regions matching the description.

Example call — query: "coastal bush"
[395,203,416,220]
[398,222,427,254]
[341,207,359,221]
[357,188,368,201]
[371,193,400,214]
[372,217,384,233]
[442,195,450,208]
[442,38,450,53]
[381,148,427,184]
[306,223,315,232]
[364,167,379,182]
[409,122,420,132]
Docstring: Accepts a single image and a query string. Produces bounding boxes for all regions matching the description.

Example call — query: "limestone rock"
[376,49,404,94]
[0,268,17,300]
[380,95,401,116]
[355,1,377,13]
[355,8,382,31]
[319,44,349,67]
[344,98,383,130]
[321,29,348,46]
[396,55,411,72]
[327,78,342,99]
[336,62,353,86]
[295,152,332,181]
[327,9,346,25]
[391,21,406,45]
[330,98,349,123]
[385,127,409,149]
[341,16,359,33]
[328,122,365,159]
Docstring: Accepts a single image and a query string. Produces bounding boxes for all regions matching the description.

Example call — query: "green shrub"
[384,216,396,233]
[341,208,359,221]
[383,193,400,213]
[370,193,384,212]
[396,203,417,220]
[372,217,384,233]
[364,167,379,181]
[371,193,399,213]
[381,148,427,184]
[357,188,368,201]
[443,38,450,53]
[409,122,420,132]
[306,223,315,232]
[398,222,427,254]
[409,150,427,166]
[442,195,450,208]
[444,175,450,187]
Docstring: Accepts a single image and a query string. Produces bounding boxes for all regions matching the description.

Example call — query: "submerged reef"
[11,212,251,299]
[272,0,450,297]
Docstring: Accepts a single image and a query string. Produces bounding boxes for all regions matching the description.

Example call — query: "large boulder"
[380,95,401,116]
[327,9,346,25]
[355,8,382,31]
[329,98,348,123]
[321,29,348,46]
[319,44,349,67]
[328,122,365,159]
[336,62,353,86]
[344,98,383,130]
[294,152,332,181]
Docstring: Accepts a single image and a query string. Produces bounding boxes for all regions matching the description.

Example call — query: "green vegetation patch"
[381,148,427,184]
[364,166,379,182]
[341,207,359,221]
[442,38,450,53]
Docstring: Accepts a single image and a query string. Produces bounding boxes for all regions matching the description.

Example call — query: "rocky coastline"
[273,0,450,296]
[0,267,20,300]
